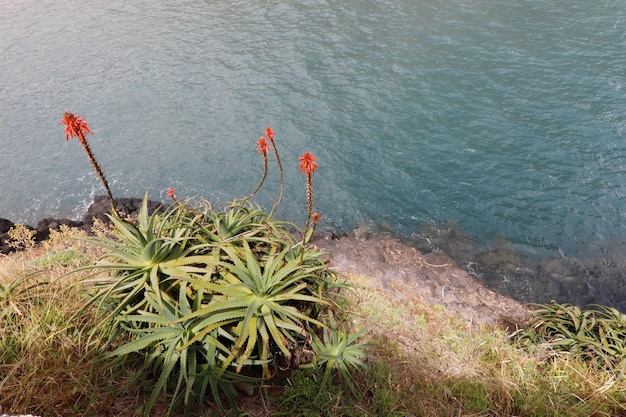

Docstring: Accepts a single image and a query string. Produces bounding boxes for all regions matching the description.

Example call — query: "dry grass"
[341,272,626,417]
[1,227,626,416]
[0,227,146,417]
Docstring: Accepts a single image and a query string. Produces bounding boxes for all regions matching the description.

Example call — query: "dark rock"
[81,195,164,226]
[410,221,477,267]
[0,195,166,255]
[0,218,15,234]
[81,195,111,225]
[115,196,164,219]
[35,218,84,242]
[0,217,16,254]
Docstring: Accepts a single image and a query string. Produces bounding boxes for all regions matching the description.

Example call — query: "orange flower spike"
[312,212,321,225]
[60,111,92,143]
[166,188,176,199]
[298,152,317,176]
[265,127,274,141]
[256,136,270,156]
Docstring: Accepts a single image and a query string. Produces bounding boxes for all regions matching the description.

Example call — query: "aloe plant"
[79,193,215,332]
[68,125,367,415]
[78,193,354,413]
[182,238,330,378]
[197,201,277,244]
[306,316,368,398]
[106,283,243,415]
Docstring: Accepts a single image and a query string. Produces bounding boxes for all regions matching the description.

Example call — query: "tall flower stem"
[60,112,121,218]
[241,135,270,208]
[304,175,314,234]
[82,139,120,217]
[298,151,317,252]
[265,127,283,218]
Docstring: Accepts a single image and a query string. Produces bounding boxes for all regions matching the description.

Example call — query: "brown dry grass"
[341,272,626,417]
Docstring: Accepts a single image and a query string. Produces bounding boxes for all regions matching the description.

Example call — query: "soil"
[312,230,533,328]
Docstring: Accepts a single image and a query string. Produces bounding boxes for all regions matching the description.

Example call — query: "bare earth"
[313,231,532,328]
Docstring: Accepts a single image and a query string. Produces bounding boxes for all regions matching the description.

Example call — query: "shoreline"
[2,195,625,316]
[0,194,532,327]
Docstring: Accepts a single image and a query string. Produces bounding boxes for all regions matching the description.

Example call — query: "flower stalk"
[241,135,270,207]
[60,111,121,218]
[298,151,318,248]
[265,127,283,217]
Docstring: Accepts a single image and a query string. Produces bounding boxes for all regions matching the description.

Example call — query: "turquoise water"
[1,1,626,303]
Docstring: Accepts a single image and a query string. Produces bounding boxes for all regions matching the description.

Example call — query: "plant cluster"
[514,302,626,370]
[59,113,366,415]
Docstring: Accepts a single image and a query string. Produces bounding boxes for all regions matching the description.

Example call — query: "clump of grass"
[32,249,88,269]
[278,367,351,417]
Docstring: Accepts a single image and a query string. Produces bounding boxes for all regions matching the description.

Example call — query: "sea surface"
[1,0,625,307]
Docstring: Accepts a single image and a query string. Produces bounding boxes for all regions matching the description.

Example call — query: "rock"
[35,218,83,242]
[478,248,523,273]
[410,221,477,267]
[0,218,15,234]
[312,231,532,328]
[0,217,16,254]
[81,195,164,225]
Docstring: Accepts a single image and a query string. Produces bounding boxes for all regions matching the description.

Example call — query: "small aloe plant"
[106,283,241,415]
[182,238,331,378]
[306,316,368,398]
[78,193,214,331]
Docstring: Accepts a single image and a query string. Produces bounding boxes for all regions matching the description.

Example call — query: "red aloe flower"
[312,212,321,225]
[60,111,92,143]
[298,152,317,176]
[256,136,270,156]
[263,126,283,216]
[166,188,176,199]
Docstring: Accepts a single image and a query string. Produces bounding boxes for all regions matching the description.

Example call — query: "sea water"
[1,0,625,307]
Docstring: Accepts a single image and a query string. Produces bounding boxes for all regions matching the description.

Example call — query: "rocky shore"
[312,231,531,327]
[0,196,162,254]
[7,194,626,325]
[407,222,626,313]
